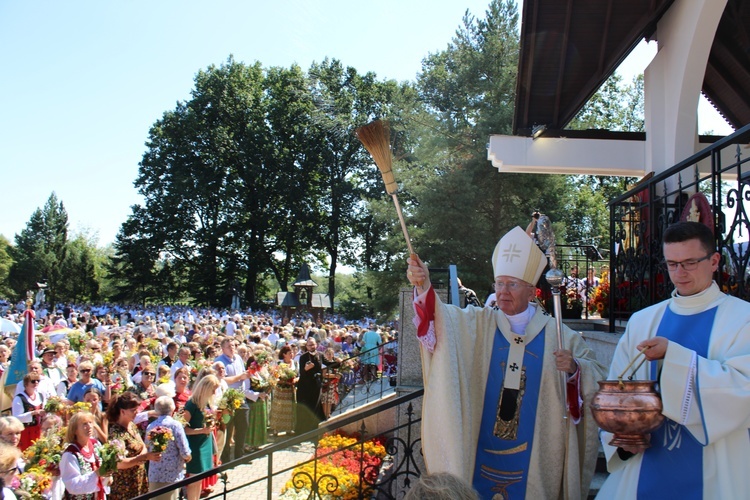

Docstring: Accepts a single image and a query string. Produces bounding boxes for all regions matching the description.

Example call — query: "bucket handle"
[617,346,651,388]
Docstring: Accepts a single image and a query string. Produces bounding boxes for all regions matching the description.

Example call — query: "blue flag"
[5,308,35,389]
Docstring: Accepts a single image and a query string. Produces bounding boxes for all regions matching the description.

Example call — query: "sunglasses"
[80,369,92,373]
[143,372,155,376]
[30,380,40,385]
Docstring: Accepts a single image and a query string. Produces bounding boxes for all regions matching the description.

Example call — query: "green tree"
[306,59,408,310]
[9,193,69,304]
[93,243,119,302]
[565,73,644,247]
[57,234,100,303]
[235,63,321,304]
[0,235,14,299]
[569,74,645,132]
[133,57,270,306]
[107,210,161,305]
[397,0,569,303]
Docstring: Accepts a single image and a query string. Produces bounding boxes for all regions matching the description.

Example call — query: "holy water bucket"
[590,379,664,448]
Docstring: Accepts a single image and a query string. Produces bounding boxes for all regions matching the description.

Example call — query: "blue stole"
[637,306,716,499]
[472,326,545,499]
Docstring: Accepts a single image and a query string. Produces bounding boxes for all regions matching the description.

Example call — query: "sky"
[0,1,734,247]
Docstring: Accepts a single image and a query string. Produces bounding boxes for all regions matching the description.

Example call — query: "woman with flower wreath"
[60,412,110,500]
[12,373,46,451]
[106,392,162,500]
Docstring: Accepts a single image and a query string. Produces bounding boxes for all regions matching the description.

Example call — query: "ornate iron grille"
[607,124,750,330]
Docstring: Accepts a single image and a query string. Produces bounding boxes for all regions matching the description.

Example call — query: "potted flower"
[562,284,584,319]
[588,273,610,318]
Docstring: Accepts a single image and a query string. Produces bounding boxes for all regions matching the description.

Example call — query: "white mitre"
[491,226,548,285]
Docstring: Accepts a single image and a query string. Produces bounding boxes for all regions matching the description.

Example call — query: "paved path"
[211,379,394,499]
[218,440,316,500]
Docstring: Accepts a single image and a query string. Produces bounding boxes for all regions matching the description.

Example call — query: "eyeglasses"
[494,281,533,291]
[664,254,712,271]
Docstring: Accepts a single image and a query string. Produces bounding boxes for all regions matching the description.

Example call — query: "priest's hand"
[553,349,577,375]
[637,337,668,360]
[406,255,431,294]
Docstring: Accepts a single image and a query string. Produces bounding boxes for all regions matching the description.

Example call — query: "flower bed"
[280,431,387,500]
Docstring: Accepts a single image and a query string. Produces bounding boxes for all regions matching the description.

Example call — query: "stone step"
[589,445,609,499]
[588,471,609,499]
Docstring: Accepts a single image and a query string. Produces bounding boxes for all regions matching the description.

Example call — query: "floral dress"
[108,421,148,499]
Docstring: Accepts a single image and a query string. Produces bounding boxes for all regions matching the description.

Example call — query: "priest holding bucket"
[597,221,750,498]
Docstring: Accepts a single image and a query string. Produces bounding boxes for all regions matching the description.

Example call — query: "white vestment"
[420,296,605,500]
[598,282,750,498]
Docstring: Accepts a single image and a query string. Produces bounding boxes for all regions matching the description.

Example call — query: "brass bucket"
[590,379,664,448]
[590,346,664,448]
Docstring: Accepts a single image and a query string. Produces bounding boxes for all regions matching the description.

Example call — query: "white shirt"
[15,376,56,400]
[225,321,237,337]
[170,358,188,379]
[12,390,45,424]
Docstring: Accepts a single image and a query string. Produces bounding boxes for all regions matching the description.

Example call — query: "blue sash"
[472,326,545,499]
[636,306,716,499]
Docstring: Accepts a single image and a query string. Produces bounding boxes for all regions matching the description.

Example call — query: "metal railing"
[607,123,750,329]
[330,340,398,416]
[133,388,425,500]
[550,244,605,319]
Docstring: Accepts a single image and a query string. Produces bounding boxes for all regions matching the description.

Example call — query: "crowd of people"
[0,305,396,500]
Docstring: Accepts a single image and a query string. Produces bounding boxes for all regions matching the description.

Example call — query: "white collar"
[670,281,724,314]
[505,303,537,335]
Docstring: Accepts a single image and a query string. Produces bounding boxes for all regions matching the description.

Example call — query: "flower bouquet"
[66,330,90,354]
[18,466,53,500]
[248,361,276,393]
[146,426,174,453]
[66,401,93,419]
[143,338,163,359]
[43,396,66,416]
[254,350,270,366]
[174,408,189,427]
[110,381,127,396]
[98,439,126,476]
[23,433,63,476]
[217,388,244,423]
[249,372,272,393]
[276,362,297,389]
[102,349,115,369]
[203,408,218,430]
